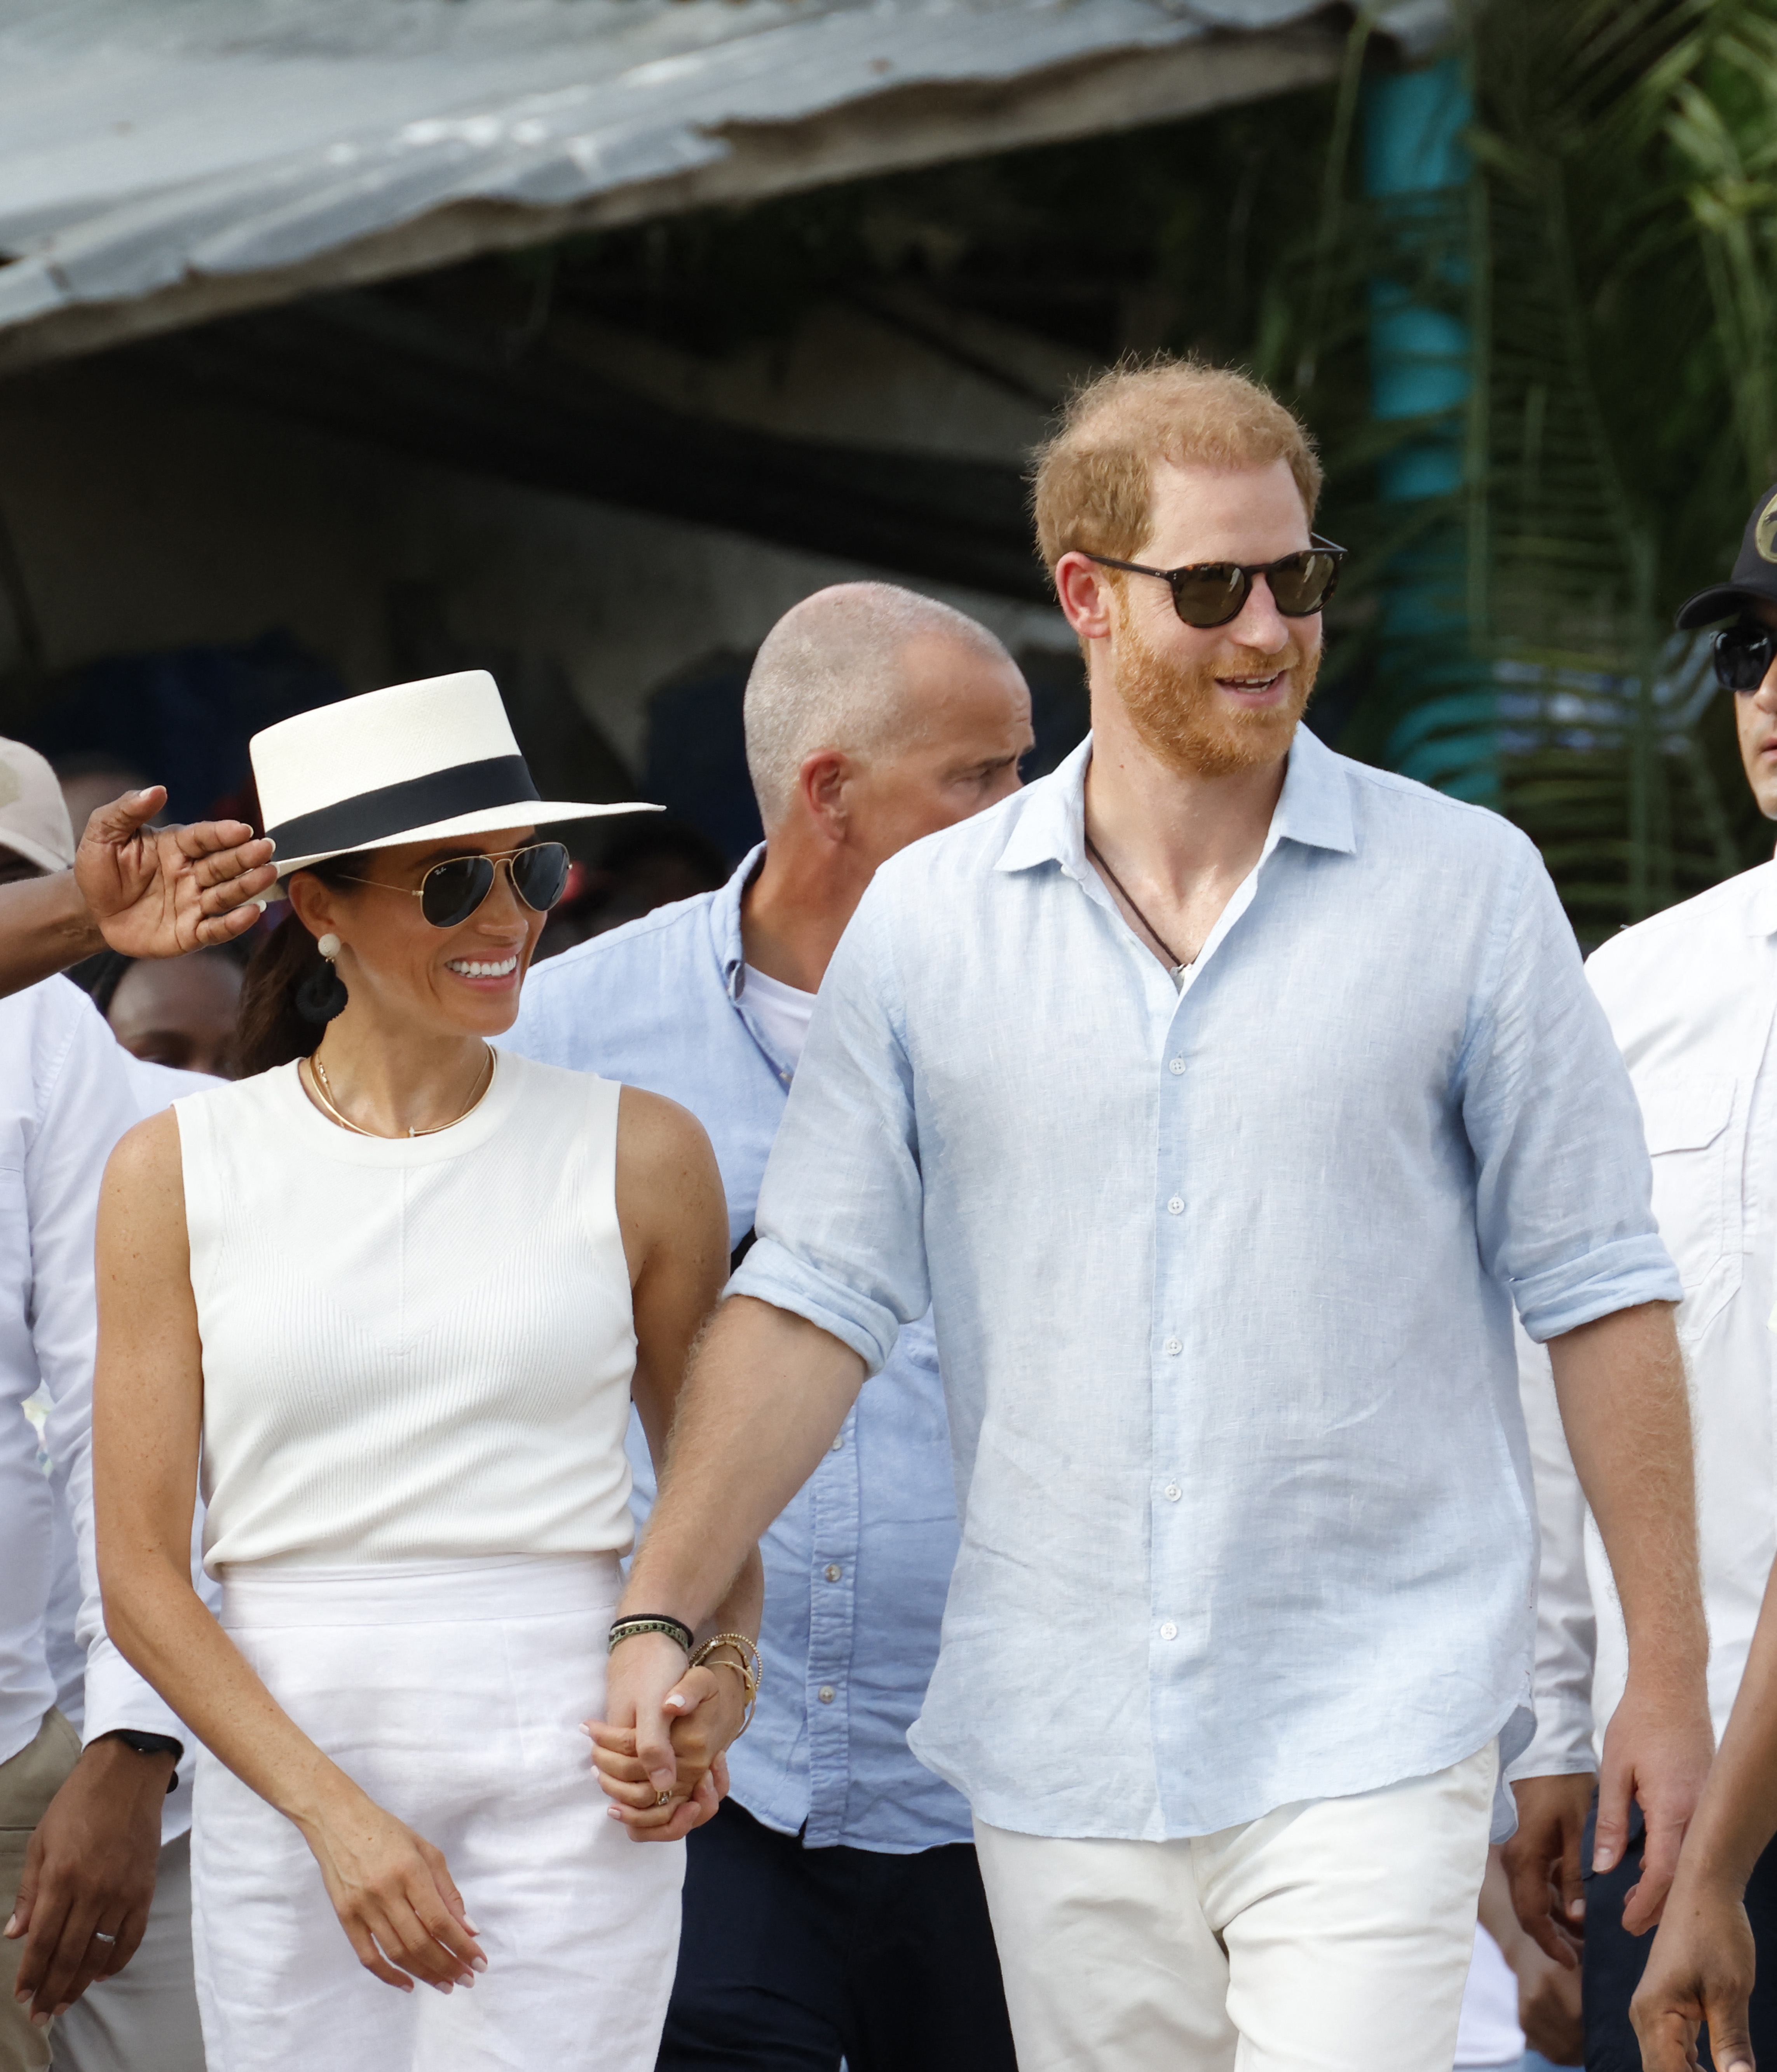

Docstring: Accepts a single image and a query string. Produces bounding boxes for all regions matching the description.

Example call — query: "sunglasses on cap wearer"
[1084,537,1347,630]
[1712,617,1777,694]
[338,842,572,929]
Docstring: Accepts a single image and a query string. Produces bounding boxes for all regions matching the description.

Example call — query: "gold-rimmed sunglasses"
[339,842,572,929]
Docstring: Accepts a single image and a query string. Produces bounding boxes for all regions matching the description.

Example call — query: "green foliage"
[1285,0,1777,938]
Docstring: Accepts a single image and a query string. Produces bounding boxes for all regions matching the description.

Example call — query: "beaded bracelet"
[607,1614,694,1657]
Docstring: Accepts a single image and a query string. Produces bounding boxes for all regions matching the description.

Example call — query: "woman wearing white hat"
[84,674,762,2071]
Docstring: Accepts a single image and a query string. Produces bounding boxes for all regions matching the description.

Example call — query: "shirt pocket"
[1639,1073,1740,1339]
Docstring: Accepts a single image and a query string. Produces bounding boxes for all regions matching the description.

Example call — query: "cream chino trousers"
[974,1740,1498,2072]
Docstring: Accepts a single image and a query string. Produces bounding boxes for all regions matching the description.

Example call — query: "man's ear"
[1054,551,1120,642]
[797,750,850,844]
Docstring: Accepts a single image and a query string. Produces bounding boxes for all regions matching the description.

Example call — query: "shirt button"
[1163,1337,1182,1356]
[1169,1057,1185,1075]
[1164,1484,1181,1502]
[1167,1196,1184,1215]
[818,1685,836,1704]
[1159,1621,1179,1641]
[824,1564,842,1582]
[830,1435,845,1452]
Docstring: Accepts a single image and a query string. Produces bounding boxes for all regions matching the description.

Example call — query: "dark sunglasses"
[1085,537,1347,629]
[341,841,572,929]
[1713,617,1776,693]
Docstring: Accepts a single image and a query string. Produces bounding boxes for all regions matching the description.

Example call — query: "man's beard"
[1113,614,1319,780]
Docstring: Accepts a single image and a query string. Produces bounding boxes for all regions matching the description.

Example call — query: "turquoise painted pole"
[1362,56,1493,802]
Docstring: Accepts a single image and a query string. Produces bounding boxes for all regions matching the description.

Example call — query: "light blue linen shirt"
[731,727,1680,1843]
[504,851,971,1852]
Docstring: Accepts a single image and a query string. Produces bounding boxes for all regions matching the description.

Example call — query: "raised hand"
[74,787,277,957]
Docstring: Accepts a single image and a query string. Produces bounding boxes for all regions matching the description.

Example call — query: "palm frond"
[1282,0,1777,939]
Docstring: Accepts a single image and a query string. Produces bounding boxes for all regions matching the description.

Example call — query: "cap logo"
[1757,491,1777,563]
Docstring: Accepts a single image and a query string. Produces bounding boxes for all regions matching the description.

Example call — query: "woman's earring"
[296,933,349,1026]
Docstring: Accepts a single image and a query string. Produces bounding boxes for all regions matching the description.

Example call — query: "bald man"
[504,584,1032,2072]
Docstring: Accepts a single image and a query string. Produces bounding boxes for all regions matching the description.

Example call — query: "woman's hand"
[586,1652,748,1842]
[1630,1873,1757,2072]
[295,1786,485,1994]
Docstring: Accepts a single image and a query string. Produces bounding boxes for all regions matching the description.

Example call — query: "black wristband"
[607,1615,694,1657]
[97,1729,184,1793]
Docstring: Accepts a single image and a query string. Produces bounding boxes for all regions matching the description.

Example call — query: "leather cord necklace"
[1085,835,1190,982]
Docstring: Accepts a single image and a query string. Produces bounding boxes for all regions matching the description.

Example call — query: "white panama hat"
[252,671,659,876]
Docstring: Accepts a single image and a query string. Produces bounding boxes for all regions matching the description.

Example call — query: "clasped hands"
[585,1634,750,1843]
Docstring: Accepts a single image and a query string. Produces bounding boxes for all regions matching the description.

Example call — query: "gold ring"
[655,1788,674,1807]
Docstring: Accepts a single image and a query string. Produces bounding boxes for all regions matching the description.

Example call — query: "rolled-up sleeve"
[731,890,929,1377]
[1460,847,1681,1341]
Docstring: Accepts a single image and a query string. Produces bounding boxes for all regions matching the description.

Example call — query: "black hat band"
[265,754,541,860]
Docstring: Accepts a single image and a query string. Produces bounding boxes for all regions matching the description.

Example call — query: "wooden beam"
[0,27,1342,376]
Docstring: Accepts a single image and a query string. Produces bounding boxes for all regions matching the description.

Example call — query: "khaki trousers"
[52,1833,204,2072]
[0,1711,80,2072]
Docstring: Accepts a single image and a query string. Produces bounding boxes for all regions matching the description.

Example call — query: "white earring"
[317,933,341,960]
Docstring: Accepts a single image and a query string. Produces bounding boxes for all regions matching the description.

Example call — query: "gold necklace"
[305,1047,495,1140]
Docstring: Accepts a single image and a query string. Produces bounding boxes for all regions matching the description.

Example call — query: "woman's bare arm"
[92,1113,483,1994]
[594,1086,762,1840]
[1631,1553,1777,2072]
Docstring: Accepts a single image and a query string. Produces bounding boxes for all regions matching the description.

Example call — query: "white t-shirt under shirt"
[742,963,816,1074]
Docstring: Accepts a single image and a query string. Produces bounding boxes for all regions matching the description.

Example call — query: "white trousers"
[974,1739,1498,2072]
[52,1832,205,2072]
[192,1555,683,2072]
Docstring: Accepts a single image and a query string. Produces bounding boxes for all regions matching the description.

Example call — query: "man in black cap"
[1504,484,1777,2067]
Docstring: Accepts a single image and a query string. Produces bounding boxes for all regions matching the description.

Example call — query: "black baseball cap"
[1677,481,1777,628]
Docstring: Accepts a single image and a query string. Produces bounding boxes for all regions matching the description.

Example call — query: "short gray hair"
[744,584,1016,830]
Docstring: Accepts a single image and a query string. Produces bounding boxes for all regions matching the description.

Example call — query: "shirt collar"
[710,842,768,999]
[995,722,1357,877]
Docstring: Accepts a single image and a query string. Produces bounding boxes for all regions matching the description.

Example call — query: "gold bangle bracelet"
[690,1634,762,1734]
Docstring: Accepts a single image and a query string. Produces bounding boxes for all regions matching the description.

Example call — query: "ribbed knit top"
[176,1052,638,1572]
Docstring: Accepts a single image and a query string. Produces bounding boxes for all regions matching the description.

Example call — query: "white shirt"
[2,979,187,1777]
[739,963,816,1075]
[48,1058,221,1842]
[1514,859,1777,1775]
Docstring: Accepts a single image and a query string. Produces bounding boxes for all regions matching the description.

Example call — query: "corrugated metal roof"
[0,0,1449,367]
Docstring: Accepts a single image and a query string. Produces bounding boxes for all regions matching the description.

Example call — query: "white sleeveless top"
[176,1053,638,1573]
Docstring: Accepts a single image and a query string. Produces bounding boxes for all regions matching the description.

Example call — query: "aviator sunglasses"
[1085,536,1347,629]
[1713,616,1777,694]
[340,841,573,929]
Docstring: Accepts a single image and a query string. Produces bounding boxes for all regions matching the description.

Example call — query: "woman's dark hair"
[235,857,363,1077]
